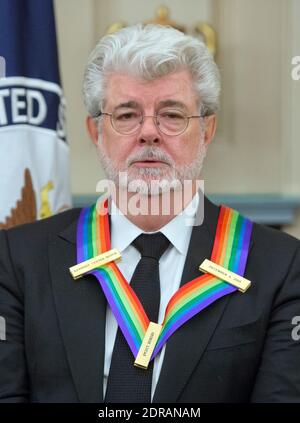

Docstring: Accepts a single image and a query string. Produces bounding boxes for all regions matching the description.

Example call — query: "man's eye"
[116,112,138,121]
[160,112,184,120]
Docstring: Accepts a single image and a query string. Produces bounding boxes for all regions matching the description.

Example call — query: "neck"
[112,181,199,232]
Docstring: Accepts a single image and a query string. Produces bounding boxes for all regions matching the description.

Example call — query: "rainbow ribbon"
[76,199,253,361]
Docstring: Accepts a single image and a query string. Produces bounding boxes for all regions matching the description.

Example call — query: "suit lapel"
[48,216,107,403]
[153,196,253,403]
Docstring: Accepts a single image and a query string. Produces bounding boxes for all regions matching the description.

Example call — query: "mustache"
[126,147,175,167]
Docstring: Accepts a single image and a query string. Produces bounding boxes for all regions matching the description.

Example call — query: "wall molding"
[72,193,300,226]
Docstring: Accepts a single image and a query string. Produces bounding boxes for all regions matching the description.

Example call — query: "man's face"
[88,69,216,194]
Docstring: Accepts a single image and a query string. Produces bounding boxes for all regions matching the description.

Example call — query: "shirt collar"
[110,192,199,255]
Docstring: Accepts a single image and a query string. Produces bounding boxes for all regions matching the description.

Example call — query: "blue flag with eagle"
[0,0,71,229]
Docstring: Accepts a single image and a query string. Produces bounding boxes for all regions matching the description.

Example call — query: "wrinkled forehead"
[103,70,200,110]
[111,100,190,113]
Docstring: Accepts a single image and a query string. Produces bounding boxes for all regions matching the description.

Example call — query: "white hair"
[83,24,221,118]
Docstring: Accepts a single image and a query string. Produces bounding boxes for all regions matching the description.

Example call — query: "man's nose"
[137,115,161,144]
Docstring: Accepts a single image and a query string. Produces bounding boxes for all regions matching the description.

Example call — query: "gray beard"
[96,139,207,196]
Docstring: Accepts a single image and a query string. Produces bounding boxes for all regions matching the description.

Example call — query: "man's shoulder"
[207,194,300,268]
[206,196,300,256]
[247,219,300,276]
[252,220,300,253]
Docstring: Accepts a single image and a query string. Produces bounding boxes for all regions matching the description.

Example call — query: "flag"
[0,0,71,229]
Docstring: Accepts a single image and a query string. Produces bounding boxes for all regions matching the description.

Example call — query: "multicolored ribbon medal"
[73,199,253,368]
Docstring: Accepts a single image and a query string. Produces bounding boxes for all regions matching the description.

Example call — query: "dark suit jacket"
[1,196,300,403]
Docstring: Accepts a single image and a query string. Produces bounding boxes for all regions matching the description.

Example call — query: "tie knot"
[132,232,170,261]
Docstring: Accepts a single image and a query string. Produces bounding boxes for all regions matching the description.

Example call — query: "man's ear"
[203,114,217,147]
[86,116,98,146]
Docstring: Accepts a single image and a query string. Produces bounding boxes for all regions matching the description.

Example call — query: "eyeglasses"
[93,108,203,136]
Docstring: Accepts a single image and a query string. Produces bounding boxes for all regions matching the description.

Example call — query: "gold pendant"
[199,259,251,293]
[134,322,162,370]
[69,248,121,280]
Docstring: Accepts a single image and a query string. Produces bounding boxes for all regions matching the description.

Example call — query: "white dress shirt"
[103,192,199,401]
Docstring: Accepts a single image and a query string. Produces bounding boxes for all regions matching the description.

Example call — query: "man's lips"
[131,160,168,167]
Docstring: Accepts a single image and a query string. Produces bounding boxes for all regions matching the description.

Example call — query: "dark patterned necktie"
[104,232,170,403]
